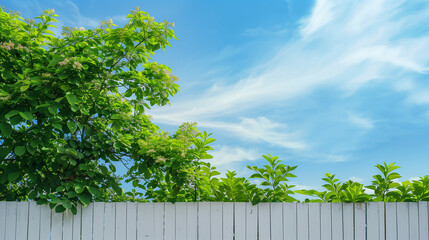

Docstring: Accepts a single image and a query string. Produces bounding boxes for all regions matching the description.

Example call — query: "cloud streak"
[151,0,429,159]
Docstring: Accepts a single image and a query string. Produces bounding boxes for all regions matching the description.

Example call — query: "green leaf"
[111,114,122,120]
[65,94,78,105]
[67,122,77,133]
[0,123,12,138]
[14,146,26,156]
[52,123,62,130]
[26,145,36,155]
[19,112,33,121]
[75,186,85,194]
[28,190,37,199]
[48,57,64,67]
[79,193,92,205]
[55,205,66,213]
[88,187,101,198]
[8,172,19,182]
[5,110,19,119]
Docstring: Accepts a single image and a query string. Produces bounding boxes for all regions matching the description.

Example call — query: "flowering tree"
[0,7,184,213]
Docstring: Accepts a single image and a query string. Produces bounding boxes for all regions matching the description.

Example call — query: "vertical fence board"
[28,202,41,240]
[271,202,283,240]
[153,203,164,240]
[386,202,397,240]
[309,203,320,240]
[211,202,223,240]
[367,202,383,240]
[51,211,63,240]
[343,203,353,240]
[198,202,211,240]
[320,203,331,240]
[284,202,297,240]
[16,202,29,240]
[354,203,366,240]
[93,202,105,240]
[187,202,198,240]
[246,202,258,240]
[5,202,17,240]
[116,202,127,240]
[331,203,342,240]
[222,203,234,240]
[137,202,153,240]
[40,204,52,240]
[63,212,73,240]
[419,201,428,240]
[104,202,115,240]
[397,202,409,240]
[81,203,94,240]
[126,202,137,240]
[175,202,187,240]
[0,202,5,240]
[72,204,82,240]
[258,202,271,240]
[235,202,246,240]
[164,202,175,240]
[297,203,309,240]
[409,202,419,240]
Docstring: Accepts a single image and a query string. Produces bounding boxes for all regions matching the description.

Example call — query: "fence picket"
[234,202,246,240]
[246,202,258,240]
[164,202,175,240]
[62,211,73,240]
[5,202,17,240]
[187,202,198,240]
[222,202,234,240]
[0,202,5,240]
[258,202,271,240]
[320,203,331,240]
[72,204,82,240]
[409,202,419,240]
[331,203,342,240]
[386,202,397,240]
[284,202,297,240]
[153,203,164,240]
[81,203,94,240]
[51,210,63,240]
[115,202,127,240]
[39,204,51,240]
[175,202,187,240]
[16,202,29,240]
[28,202,41,240]
[343,203,353,240]
[104,202,115,240]
[297,203,309,240]
[271,202,283,240]
[354,203,366,240]
[210,202,223,240]
[419,201,428,240]
[198,202,211,240]
[93,202,105,240]
[308,203,320,240]
[126,202,137,240]
[137,202,153,240]
[397,202,410,240]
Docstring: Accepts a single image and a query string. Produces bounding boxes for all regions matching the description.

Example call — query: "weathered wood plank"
[331,203,342,240]
[386,202,398,240]
[222,202,234,240]
[320,203,331,240]
[343,203,353,240]
[297,203,309,240]
[126,202,137,240]
[354,203,366,240]
[16,202,29,240]
[175,202,187,240]
[308,203,320,240]
[234,202,246,240]
[246,202,258,240]
[164,202,175,240]
[198,202,210,240]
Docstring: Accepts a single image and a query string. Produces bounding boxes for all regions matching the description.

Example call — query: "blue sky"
[4,0,429,191]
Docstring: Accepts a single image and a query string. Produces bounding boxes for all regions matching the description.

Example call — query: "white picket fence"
[0,201,428,240]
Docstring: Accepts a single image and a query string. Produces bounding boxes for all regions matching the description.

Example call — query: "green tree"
[0,7,178,213]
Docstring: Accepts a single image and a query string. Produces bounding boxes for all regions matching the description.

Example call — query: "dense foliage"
[1,7,428,214]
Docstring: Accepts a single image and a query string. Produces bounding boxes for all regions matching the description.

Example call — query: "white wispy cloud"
[151,0,429,160]
[209,146,259,167]
[347,112,374,129]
